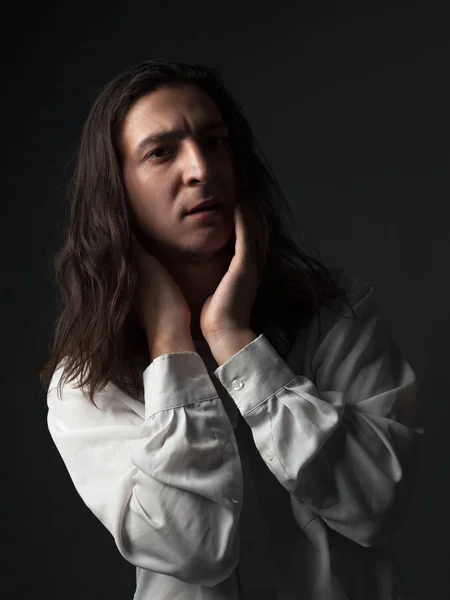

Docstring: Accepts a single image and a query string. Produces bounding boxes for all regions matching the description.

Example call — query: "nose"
[182,140,217,187]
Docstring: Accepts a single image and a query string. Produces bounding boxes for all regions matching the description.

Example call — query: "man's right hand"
[132,236,194,357]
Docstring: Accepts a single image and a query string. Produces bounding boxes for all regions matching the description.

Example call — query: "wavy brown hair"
[38,58,354,408]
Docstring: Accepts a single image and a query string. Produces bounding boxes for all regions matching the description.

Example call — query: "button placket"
[263,444,274,462]
[219,429,240,504]
[225,442,234,453]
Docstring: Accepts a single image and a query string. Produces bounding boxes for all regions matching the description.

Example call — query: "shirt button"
[232,379,245,391]
[263,445,273,461]
[231,497,239,504]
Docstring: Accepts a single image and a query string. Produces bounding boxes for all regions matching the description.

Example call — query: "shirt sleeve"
[213,272,423,547]
[46,352,243,587]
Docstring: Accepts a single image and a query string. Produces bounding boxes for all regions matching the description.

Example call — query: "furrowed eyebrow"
[135,119,228,156]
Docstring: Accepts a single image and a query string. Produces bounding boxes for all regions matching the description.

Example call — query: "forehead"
[121,84,223,152]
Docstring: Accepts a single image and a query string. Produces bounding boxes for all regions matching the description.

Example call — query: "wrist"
[149,333,195,360]
[205,328,257,366]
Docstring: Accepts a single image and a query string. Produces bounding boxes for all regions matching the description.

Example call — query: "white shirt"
[46,269,423,599]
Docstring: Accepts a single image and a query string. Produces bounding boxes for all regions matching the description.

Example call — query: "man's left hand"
[200,203,262,341]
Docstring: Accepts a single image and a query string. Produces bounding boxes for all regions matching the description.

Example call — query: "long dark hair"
[38,58,354,407]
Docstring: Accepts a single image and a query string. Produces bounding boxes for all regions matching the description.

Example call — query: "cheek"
[125,168,157,207]
[124,171,155,226]
[125,167,148,198]
[219,155,237,189]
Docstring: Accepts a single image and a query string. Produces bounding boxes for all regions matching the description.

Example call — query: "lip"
[186,206,222,220]
[186,197,221,215]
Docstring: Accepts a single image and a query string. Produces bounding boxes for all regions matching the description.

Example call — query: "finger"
[238,202,268,283]
[234,203,249,262]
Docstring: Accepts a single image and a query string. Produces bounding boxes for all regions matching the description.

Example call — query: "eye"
[208,135,227,146]
[146,147,173,159]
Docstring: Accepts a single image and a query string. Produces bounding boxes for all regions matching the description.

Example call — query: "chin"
[192,224,233,248]
[185,233,233,260]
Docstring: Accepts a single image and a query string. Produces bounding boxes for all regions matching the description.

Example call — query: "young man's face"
[120,84,237,262]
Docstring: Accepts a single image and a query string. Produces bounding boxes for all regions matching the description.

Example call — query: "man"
[41,59,423,599]
[121,82,257,352]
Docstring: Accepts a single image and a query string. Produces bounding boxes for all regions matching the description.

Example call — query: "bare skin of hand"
[132,236,192,347]
[200,203,266,339]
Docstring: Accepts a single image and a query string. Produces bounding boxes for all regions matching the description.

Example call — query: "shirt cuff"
[143,352,220,420]
[213,334,297,414]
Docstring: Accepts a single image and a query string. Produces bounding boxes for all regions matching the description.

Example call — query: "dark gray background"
[3,1,448,598]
